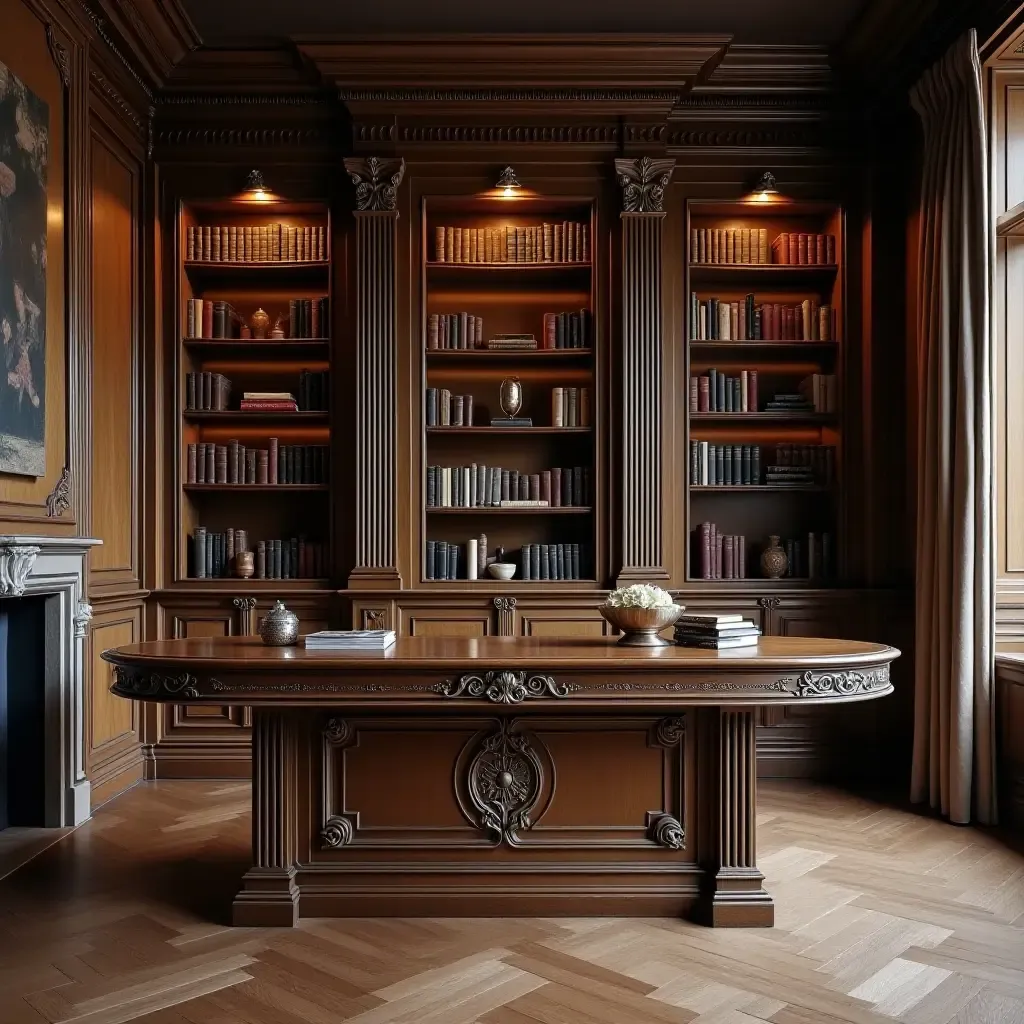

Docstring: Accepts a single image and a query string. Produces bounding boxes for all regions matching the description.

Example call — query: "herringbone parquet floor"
[1,780,1022,1024]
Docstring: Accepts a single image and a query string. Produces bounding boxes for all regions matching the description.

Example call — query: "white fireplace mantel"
[0,535,100,827]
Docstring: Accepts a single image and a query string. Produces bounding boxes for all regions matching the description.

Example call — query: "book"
[304,630,396,650]
[674,634,760,650]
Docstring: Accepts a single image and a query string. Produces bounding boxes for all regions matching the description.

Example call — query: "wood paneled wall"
[1,0,151,808]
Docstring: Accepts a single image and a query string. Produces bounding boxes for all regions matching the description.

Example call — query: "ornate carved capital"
[794,666,890,697]
[467,720,541,845]
[321,815,354,849]
[757,596,781,610]
[440,670,575,703]
[45,467,71,517]
[74,602,93,638]
[46,25,71,88]
[111,665,198,700]
[232,597,256,612]
[648,812,684,850]
[493,597,516,637]
[615,156,675,213]
[654,717,685,747]
[0,544,40,597]
[343,157,406,212]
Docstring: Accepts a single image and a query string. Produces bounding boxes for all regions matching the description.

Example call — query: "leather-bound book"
[214,444,227,484]
[427,314,439,350]
[560,468,571,506]
[566,387,578,427]
[552,223,562,264]
[212,226,221,262]
[202,301,214,339]
[202,442,215,482]
[201,226,211,260]
[268,437,279,484]
[246,449,256,484]
[186,444,197,484]
[464,395,474,426]
[185,372,196,410]
[196,443,207,483]
[257,450,268,484]
[572,466,584,506]
[796,233,807,265]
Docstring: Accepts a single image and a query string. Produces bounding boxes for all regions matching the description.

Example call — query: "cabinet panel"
[400,602,493,638]
[519,607,610,638]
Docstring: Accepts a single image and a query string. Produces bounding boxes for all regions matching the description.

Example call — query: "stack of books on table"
[673,613,761,650]
[304,630,396,651]
[240,391,298,412]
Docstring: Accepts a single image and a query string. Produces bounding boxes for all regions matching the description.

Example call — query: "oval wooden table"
[102,634,899,928]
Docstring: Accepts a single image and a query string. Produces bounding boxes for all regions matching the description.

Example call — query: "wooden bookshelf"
[176,196,333,588]
[685,199,844,585]
[420,193,601,585]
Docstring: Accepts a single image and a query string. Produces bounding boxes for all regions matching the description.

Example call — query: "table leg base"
[232,866,299,927]
[694,868,775,927]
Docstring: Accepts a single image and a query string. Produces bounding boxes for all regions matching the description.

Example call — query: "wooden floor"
[1,781,1023,1024]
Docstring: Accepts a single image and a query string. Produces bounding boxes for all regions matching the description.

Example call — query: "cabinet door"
[399,601,493,637]
[518,605,610,638]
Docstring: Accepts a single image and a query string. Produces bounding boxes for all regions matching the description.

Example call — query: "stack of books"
[764,392,813,413]
[240,391,298,412]
[674,613,761,649]
[486,334,537,351]
[304,630,396,651]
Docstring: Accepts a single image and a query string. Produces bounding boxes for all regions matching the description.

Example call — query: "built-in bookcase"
[684,200,844,585]
[419,194,603,586]
[175,197,333,589]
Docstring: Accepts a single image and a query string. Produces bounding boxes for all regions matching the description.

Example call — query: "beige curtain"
[910,29,995,825]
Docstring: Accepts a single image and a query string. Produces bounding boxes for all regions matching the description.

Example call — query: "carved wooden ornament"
[615,156,675,213]
[467,720,542,844]
[344,157,406,212]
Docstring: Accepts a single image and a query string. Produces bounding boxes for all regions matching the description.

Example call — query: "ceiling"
[178,0,869,46]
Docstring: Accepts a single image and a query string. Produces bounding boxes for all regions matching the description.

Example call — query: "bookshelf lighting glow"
[751,170,780,202]
[496,166,522,198]
[240,169,274,203]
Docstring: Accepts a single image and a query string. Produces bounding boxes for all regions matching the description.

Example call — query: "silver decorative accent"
[440,670,575,703]
[467,720,541,844]
[344,156,406,212]
[615,156,675,213]
[654,717,685,747]
[73,602,93,638]
[45,467,72,517]
[321,815,354,849]
[258,600,299,646]
[0,544,40,597]
[795,666,890,697]
[648,813,684,850]
[324,717,352,746]
[498,376,523,419]
[111,666,199,699]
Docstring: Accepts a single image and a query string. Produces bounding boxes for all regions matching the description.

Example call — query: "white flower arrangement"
[604,584,675,609]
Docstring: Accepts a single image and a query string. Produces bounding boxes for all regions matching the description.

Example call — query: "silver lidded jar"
[259,599,299,646]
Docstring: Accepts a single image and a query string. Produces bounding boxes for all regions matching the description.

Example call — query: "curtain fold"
[909,28,996,825]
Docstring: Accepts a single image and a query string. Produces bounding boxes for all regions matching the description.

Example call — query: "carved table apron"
[102,635,899,927]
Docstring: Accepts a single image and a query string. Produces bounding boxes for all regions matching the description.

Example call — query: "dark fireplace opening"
[0,596,47,830]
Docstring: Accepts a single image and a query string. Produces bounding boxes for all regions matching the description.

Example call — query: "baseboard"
[143,740,252,780]
[89,745,144,808]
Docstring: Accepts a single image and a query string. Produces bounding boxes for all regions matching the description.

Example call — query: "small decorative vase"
[760,536,788,579]
[599,604,683,647]
[235,551,254,579]
[240,324,251,340]
[259,599,299,646]
[250,308,270,340]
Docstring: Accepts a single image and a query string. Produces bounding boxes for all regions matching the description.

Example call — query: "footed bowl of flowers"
[599,584,683,647]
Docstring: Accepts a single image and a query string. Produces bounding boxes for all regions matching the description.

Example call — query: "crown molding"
[697,45,833,93]
[294,34,730,115]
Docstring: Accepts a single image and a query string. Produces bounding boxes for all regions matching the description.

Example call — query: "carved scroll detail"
[320,815,354,849]
[0,545,40,597]
[344,157,406,211]
[648,812,684,850]
[440,670,575,703]
[794,666,890,697]
[654,717,685,747]
[111,665,198,699]
[46,467,71,517]
[46,25,70,88]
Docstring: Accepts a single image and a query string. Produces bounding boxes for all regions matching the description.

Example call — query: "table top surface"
[102,634,898,671]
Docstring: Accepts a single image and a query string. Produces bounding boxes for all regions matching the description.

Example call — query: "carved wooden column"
[493,597,516,637]
[615,157,674,583]
[344,157,406,588]
[694,707,774,926]
[233,709,300,926]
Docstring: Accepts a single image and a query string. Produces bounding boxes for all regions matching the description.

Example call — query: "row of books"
[690,370,758,413]
[800,374,838,413]
[688,229,836,266]
[694,525,749,580]
[433,223,590,264]
[189,528,328,579]
[425,539,588,580]
[186,224,326,263]
[184,298,329,340]
[187,442,329,486]
[543,311,591,349]
[690,294,836,342]
[689,443,837,487]
[690,228,769,265]
[780,533,834,579]
[426,465,590,508]
[427,313,484,350]
[185,371,230,411]
[425,389,474,427]
[674,613,761,650]
[552,387,591,427]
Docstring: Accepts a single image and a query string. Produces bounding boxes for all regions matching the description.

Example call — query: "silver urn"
[259,600,299,646]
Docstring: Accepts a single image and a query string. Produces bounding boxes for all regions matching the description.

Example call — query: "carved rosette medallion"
[467,721,541,844]
[440,670,574,703]
[320,815,354,849]
[344,156,406,212]
[323,717,352,747]
[615,156,675,213]
[111,666,199,699]
[648,813,684,850]
[795,666,890,697]
[0,544,40,597]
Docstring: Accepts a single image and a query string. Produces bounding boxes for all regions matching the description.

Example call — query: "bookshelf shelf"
[177,196,334,587]
[183,410,329,424]
[421,193,601,584]
[689,412,836,424]
[685,199,844,585]
[425,426,593,435]
[184,484,329,493]
[426,506,593,515]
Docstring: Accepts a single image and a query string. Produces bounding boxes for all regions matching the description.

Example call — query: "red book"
[724,536,734,579]
[700,522,711,580]
[202,301,214,338]
[815,234,825,265]
[543,313,556,350]
[269,437,279,485]
[797,233,808,265]
[698,376,710,412]
[749,370,758,412]
[826,234,836,264]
